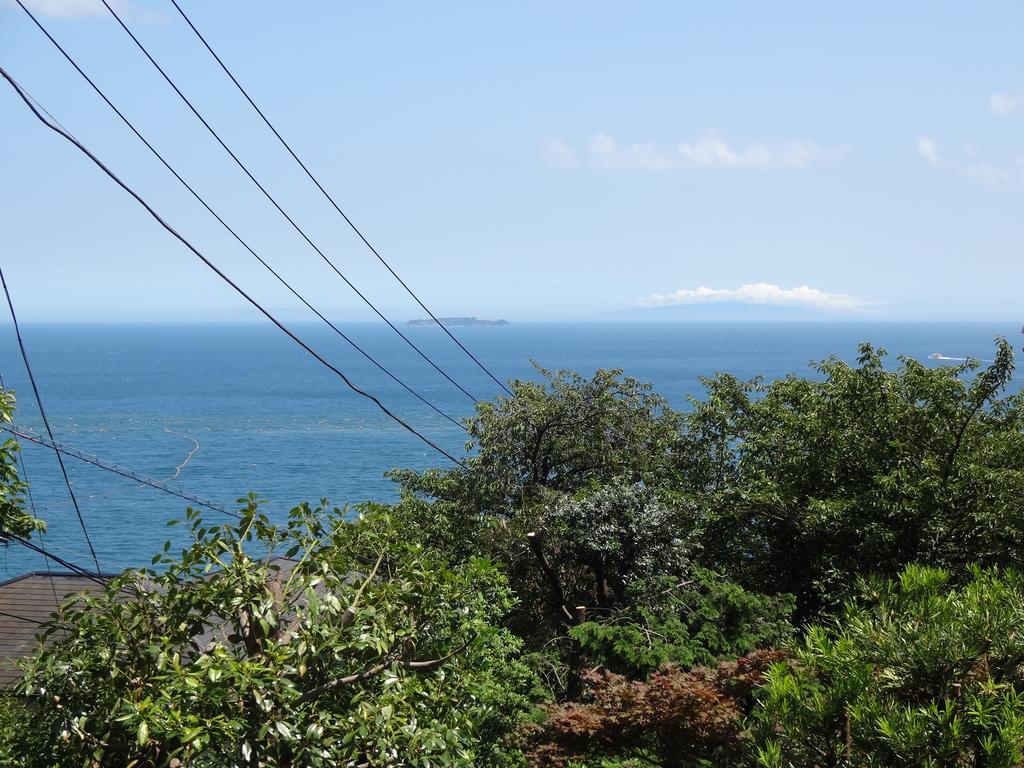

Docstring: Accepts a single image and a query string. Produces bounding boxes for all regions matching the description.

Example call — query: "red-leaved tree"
[523,649,785,768]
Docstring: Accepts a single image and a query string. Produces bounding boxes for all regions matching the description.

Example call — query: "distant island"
[406,317,509,327]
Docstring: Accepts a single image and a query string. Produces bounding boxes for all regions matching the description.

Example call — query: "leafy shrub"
[571,567,794,679]
[0,388,45,539]
[7,500,532,767]
[752,565,1024,767]
[678,339,1024,620]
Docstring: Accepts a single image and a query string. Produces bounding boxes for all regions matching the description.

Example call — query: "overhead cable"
[1,426,234,517]
[0,66,469,470]
[0,369,60,606]
[0,608,46,626]
[168,0,514,397]
[0,267,102,575]
[14,0,467,432]
[6,533,111,587]
[94,0,480,404]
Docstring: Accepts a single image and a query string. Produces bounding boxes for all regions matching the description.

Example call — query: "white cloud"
[917,136,940,166]
[3,0,134,19]
[548,131,839,171]
[917,134,1024,187]
[639,283,864,311]
[990,92,1024,117]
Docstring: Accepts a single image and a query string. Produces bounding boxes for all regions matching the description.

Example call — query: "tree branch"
[527,531,573,622]
[297,634,477,704]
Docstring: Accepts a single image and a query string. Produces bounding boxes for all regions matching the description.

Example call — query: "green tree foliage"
[6,499,532,767]
[569,567,794,680]
[389,365,681,518]
[0,388,45,539]
[389,370,794,696]
[753,565,1024,767]
[677,340,1024,619]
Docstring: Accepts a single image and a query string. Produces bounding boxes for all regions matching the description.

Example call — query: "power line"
[6,534,111,587]
[94,0,480,405]
[0,370,60,607]
[168,0,514,398]
[0,268,101,575]
[1,426,235,517]
[30,536,135,575]
[0,67,469,470]
[14,0,467,433]
[0,610,45,626]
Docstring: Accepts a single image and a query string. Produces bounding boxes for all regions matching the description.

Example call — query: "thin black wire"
[7,534,110,586]
[0,268,102,575]
[94,0,480,405]
[0,370,60,607]
[0,67,468,470]
[1,426,235,517]
[14,0,467,433]
[168,0,514,398]
[0,608,46,626]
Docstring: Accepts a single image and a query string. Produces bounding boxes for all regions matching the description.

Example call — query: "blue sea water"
[0,320,1019,575]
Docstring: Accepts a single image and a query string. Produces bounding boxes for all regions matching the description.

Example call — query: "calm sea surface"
[0,321,1018,574]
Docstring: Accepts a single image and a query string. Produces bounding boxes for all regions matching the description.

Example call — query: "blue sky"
[1,0,1022,321]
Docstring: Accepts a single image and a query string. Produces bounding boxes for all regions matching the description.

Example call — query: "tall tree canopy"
[679,339,1023,618]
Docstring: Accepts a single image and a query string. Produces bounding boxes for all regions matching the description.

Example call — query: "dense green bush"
[7,500,532,768]
[752,565,1024,767]
[569,567,794,680]
[676,340,1024,620]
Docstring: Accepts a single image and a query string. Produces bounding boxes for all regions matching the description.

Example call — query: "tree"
[7,499,533,767]
[677,339,1024,620]
[508,483,792,688]
[0,388,45,540]
[752,565,1024,767]
[389,369,794,697]
[389,365,681,520]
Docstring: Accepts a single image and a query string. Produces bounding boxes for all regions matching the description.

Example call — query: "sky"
[1,0,1023,321]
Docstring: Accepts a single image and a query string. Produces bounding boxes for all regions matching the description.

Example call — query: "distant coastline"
[406,317,509,327]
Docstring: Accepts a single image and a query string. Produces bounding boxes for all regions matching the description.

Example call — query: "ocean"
[0,321,1018,575]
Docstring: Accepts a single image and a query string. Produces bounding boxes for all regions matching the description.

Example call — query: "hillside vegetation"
[1,339,1022,767]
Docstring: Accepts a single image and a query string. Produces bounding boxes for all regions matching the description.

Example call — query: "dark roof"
[0,571,110,690]
[0,558,302,690]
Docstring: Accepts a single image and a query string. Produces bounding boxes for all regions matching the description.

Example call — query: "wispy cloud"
[917,136,940,166]
[3,0,137,19]
[639,283,864,311]
[990,92,1024,117]
[545,131,840,170]
[916,135,1024,186]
